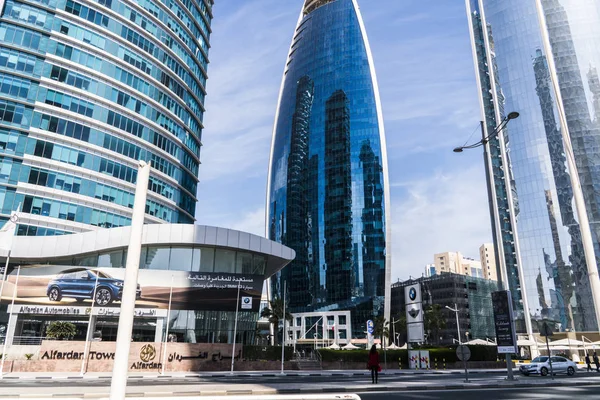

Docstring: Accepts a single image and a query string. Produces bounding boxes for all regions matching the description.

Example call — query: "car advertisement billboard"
[0,265,263,312]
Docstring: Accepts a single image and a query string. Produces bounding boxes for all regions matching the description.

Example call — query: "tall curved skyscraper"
[0,0,212,235]
[466,0,600,335]
[266,0,391,336]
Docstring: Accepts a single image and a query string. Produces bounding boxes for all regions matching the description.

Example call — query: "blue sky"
[195,0,492,282]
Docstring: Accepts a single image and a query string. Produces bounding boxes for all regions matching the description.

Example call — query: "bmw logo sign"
[409,287,417,301]
[243,297,250,304]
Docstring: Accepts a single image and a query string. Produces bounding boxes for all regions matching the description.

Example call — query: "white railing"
[11,336,46,345]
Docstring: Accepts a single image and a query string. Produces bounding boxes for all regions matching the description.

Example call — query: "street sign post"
[456,345,470,382]
[539,321,554,380]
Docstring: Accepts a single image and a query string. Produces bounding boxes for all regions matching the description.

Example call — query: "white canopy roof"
[328,343,341,349]
[549,338,585,346]
[342,342,360,350]
[386,343,401,349]
[465,339,495,346]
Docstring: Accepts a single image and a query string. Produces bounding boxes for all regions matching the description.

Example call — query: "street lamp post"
[446,304,468,382]
[454,112,522,379]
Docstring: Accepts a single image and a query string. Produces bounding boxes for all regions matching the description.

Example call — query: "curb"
[0,369,511,381]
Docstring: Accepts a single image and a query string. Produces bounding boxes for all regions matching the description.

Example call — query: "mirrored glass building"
[466,0,600,335]
[266,0,391,337]
[0,0,213,235]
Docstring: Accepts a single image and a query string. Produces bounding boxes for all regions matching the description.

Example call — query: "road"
[361,385,600,399]
[1,369,599,398]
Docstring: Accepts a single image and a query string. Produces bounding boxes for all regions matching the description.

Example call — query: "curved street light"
[453,112,519,153]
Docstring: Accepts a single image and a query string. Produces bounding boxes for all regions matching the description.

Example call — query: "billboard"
[0,265,263,312]
[492,290,517,354]
[405,283,424,343]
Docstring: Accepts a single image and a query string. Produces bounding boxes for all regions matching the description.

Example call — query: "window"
[169,247,193,271]
[198,247,215,272]
[214,249,235,273]
[142,246,170,270]
[338,315,347,325]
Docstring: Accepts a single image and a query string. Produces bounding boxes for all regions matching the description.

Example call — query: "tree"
[391,314,406,345]
[260,297,292,345]
[424,304,446,345]
[373,316,389,346]
[45,321,77,340]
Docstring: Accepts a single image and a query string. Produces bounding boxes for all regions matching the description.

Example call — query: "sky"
[195,0,492,283]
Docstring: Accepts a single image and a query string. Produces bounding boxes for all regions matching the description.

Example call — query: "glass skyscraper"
[466,0,600,334]
[0,0,212,236]
[266,0,391,337]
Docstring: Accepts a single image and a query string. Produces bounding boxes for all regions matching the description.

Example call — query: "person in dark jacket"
[586,353,592,372]
[367,344,380,384]
[594,352,600,372]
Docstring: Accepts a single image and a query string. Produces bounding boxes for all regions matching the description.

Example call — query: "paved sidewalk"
[0,368,504,380]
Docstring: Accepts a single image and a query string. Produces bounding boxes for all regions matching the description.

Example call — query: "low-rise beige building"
[432,245,497,281]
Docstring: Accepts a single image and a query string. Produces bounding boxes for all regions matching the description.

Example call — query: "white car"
[519,356,577,376]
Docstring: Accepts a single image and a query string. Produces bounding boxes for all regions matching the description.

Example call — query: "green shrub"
[242,345,293,361]
[316,345,497,365]
[45,321,77,340]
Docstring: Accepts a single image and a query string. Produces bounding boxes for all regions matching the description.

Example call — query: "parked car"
[47,268,141,306]
[519,356,577,376]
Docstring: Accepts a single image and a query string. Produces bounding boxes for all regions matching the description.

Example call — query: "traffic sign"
[456,345,471,361]
[540,321,553,337]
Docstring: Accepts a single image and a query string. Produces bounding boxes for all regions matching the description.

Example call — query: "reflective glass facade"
[267,0,391,337]
[467,0,600,333]
[0,0,213,234]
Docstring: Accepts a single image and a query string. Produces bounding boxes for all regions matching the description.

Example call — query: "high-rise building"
[0,0,213,235]
[466,0,600,334]
[479,243,498,281]
[266,0,390,337]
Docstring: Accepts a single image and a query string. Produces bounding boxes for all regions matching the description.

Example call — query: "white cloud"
[390,164,493,281]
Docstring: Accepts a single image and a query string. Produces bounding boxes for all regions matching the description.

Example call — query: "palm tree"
[424,304,446,345]
[373,316,390,346]
[260,297,292,345]
[391,314,406,345]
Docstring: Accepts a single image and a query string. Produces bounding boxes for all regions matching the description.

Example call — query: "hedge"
[242,345,294,361]
[318,345,498,365]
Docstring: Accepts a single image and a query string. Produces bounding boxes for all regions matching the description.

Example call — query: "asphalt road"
[360,385,600,399]
[1,370,598,388]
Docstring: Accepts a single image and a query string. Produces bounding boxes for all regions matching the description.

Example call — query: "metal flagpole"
[280,281,286,375]
[0,265,20,378]
[81,271,100,375]
[230,280,241,374]
[161,275,174,376]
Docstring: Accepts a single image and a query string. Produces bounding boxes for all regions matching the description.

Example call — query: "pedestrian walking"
[586,353,592,372]
[593,352,600,372]
[367,344,380,384]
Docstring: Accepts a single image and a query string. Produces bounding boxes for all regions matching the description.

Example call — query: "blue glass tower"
[0,0,212,235]
[266,0,391,336]
[466,0,600,335]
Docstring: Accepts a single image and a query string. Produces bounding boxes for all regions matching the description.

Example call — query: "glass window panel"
[143,246,170,270]
[199,247,214,272]
[169,247,192,271]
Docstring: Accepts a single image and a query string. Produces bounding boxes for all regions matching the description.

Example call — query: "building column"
[87,316,97,341]
[154,317,164,343]
[5,314,17,345]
